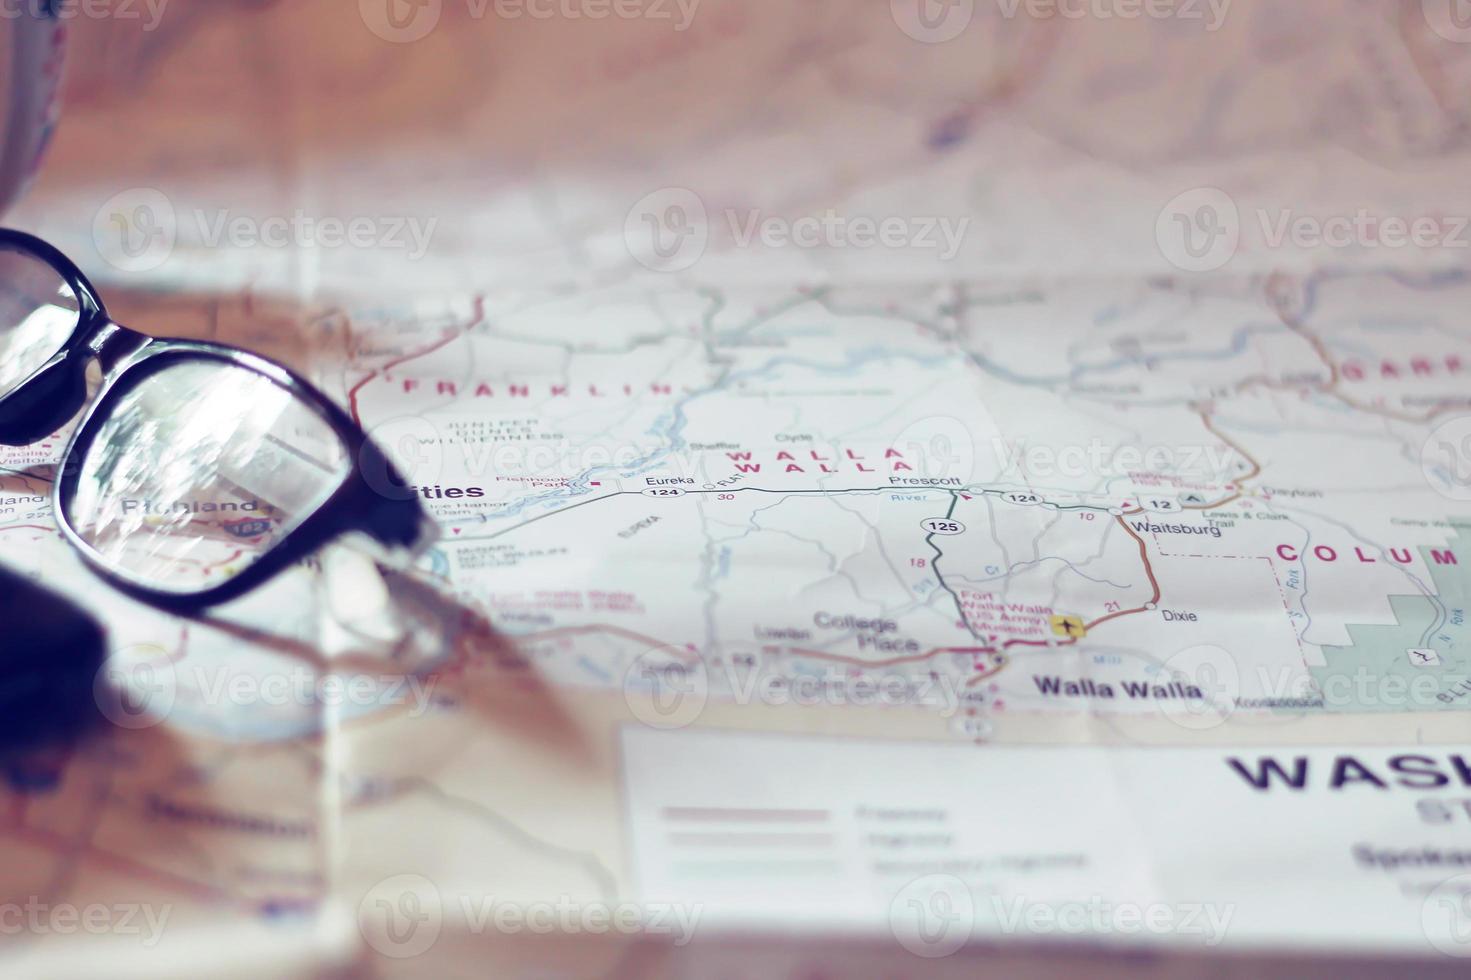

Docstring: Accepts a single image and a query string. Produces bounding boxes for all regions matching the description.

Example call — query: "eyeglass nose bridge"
[84,319,153,377]
[0,318,154,447]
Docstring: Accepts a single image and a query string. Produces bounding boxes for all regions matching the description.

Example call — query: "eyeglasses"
[0,228,437,610]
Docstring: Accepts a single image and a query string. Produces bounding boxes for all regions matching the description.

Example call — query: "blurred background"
[4,2,1471,977]
[18,0,1471,309]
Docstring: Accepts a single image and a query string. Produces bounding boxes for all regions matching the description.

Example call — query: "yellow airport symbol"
[1050,615,1087,639]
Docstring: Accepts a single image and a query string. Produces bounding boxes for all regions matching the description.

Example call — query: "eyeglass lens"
[0,245,80,399]
[63,359,351,593]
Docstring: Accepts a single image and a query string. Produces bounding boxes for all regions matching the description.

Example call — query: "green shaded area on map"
[1309,529,1471,713]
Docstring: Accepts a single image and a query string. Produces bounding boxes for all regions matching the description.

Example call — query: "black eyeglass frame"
[0,228,434,611]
